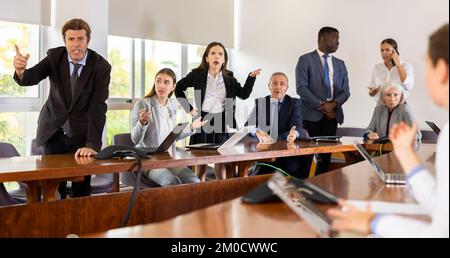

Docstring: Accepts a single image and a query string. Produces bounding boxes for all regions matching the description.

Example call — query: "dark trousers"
[249,156,312,179]
[303,116,338,175]
[43,129,91,199]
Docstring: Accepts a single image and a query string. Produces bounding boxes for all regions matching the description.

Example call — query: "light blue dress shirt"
[68,52,88,77]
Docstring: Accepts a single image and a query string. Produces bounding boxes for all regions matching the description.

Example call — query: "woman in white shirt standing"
[131,68,206,186]
[328,23,449,238]
[368,38,414,100]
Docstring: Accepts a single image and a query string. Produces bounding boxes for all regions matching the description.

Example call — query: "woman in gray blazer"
[131,68,206,186]
[364,82,421,141]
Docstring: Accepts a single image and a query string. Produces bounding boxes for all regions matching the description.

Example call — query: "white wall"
[47,0,108,58]
[231,0,449,130]
[109,0,234,47]
[0,0,51,26]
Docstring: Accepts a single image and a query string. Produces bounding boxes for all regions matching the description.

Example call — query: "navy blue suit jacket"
[245,95,303,140]
[295,50,350,124]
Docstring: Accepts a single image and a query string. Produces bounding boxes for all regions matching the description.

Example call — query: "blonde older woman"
[364,82,421,141]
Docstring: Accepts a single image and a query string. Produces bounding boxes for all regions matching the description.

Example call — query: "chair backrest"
[113,133,134,147]
[336,127,365,137]
[0,142,20,158]
[113,133,158,188]
[0,142,22,206]
[420,130,438,143]
[31,138,44,155]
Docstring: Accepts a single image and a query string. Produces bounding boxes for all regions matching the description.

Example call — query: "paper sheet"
[346,200,428,215]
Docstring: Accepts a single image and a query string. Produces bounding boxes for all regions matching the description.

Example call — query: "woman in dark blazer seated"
[364,82,421,142]
[175,42,261,179]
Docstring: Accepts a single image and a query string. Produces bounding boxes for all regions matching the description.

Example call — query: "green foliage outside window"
[108,48,130,98]
[0,21,34,97]
[106,110,131,146]
[0,112,29,156]
[1,22,38,165]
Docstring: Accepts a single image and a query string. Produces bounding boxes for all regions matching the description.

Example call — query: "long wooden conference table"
[0,137,362,203]
[0,139,434,237]
[86,143,436,238]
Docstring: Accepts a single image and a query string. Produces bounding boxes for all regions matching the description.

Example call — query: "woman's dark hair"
[144,68,177,98]
[428,23,449,65]
[197,42,231,77]
[381,38,400,55]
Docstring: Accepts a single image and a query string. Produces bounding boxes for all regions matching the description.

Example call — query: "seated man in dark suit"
[13,19,111,198]
[245,72,312,179]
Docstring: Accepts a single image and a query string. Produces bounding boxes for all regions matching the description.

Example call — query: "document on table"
[346,200,428,215]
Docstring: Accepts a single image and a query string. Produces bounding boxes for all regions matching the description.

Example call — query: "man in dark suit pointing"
[13,18,111,198]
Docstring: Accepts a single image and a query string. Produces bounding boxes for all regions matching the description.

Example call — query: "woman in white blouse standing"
[131,68,207,186]
[368,38,414,100]
[328,24,449,238]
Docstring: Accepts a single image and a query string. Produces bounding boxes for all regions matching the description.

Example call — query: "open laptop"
[354,142,406,185]
[425,121,441,135]
[137,122,189,154]
[267,173,333,237]
[186,126,255,151]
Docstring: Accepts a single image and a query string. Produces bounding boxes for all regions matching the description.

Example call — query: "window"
[0,20,43,160]
[185,44,206,102]
[106,110,131,145]
[144,40,181,95]
[0,20,41,98]
[187,44,205,71]
[0,112,38,156]
[107,36,133,99]
[106,36,205,146]
[134,40,143,98]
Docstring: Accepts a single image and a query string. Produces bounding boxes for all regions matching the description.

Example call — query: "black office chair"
[420,130,438,143]
[8,139,45,202]
[113,133,158,188]
[67,146,116,196]
[308,127,365,176]
[0,142,25,206]
[31,138,44,155]
[300,129,320,178]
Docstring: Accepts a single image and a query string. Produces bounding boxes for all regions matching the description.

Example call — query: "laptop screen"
[218,126,255,150]
[354,143,386,181]
[158,122,189,152]
[425,121,441,135]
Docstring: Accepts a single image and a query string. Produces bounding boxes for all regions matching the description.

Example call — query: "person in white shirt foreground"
[327,23,449,238]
